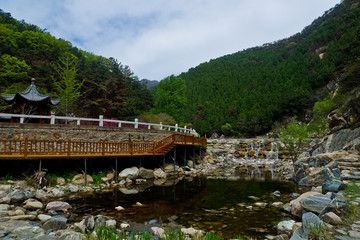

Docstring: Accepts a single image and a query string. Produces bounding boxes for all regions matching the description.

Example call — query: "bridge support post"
[163,155,165,168]
[193,147,196,163]
[39,159,42,173]
[184,147,186,168]
[199,147,202,160]
[84,158,87,185]
[173,147,176,177]
[115,158,118,183]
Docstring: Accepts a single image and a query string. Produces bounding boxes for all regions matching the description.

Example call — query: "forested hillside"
[0,10,153,119]
[179,0,360,136]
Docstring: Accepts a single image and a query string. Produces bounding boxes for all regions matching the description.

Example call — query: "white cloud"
[1,0,341,80]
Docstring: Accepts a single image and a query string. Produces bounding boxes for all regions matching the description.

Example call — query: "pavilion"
[1,78,59,123]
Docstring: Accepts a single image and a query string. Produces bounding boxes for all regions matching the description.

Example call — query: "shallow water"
[67,176,298,239]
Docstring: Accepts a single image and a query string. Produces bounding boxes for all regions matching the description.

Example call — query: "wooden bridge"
[0,132,207,160]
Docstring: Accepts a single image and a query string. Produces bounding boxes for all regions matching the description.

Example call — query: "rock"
[118,188,138,194]
[290,212,324,240]
[72,174,94,185]
[154,168,166,179]
[322,180,347,193]
[42,216,68,231]
[15,209,25,215]
[290,192,321,218]
[106,219,116,228]
[74,221,86,233]
[35,189,49,202]
[38,214,52,222]
[0,204,10,212]
[95,215,106,227]
[139,167,154,179]
[10,214,37,221]
[277,220,295,236]
[164,164,179,176]
[119,167,139,180]
[254,202,268,207]
[322,212,342,225]
[84,215,95,230]
[55,230,84,240]
[24,198,43,210]
[8,190,26,203]
[101,172,115,183]
[349,230,360,239]
[299,194,331,214]
[51,188,64,197]
[187,161,194,168]
[45,201,71,212]
[120,223,130,229]
[0,185,11,192]
[150,226,165,237]
[181,227,203,237]
[13,226,45,239]
[57,177,66,185]
[0,196,11,204]
[272,202,284,208]
[115,206,124,211]
[68,185,79,193]
[272,190,281,197]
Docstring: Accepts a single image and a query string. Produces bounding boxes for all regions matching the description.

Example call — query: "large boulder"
[154,168,166,179]
[290,212,324,240]
[322,180,347,193]
[299,194,331,214]
[294,156,340,187]
[42,216,68,231]
[72,174,94,185]
[139,167,154,179]
[8,190,26,203]
[290,192,321,218]
[45,201,71,212]
[24,198,43,210]
[119,167,139,180]
[35,189,50,202]
[299,193,348,216]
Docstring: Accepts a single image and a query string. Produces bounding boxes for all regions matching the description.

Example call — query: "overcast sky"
[1,0,341,80]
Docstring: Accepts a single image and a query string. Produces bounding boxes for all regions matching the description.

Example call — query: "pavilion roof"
[1,78,60,105]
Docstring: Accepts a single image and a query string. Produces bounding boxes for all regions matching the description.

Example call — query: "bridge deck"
[0,132,206,160]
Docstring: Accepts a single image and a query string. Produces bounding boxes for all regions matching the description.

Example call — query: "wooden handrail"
[0,132,206,159]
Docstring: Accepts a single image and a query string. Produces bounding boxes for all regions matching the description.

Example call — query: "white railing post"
[135,118,138,129]
[148,124,151,130]
[160,122,163,130]
[20,115,24,124]
[50,112,55,124]
[175,124,178,132]
[184,126,187,133]
[118,121,122,128]
[77,118,80,126]
[99,115,103,127]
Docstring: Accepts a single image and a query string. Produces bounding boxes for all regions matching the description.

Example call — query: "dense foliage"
[0,10,153,119]
[179,0,360,136]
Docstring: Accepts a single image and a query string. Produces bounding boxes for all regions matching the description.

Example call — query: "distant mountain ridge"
[140,79,159,89]
[179,0,360,136]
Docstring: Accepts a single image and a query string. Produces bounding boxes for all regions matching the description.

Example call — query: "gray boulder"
[45,201,71,212]
[139,167,154,179]
[119,167,139,180]
[300,194,331,214]
[42,216,68,231]
[8,190,26,203]
[13,226,46,239]
[322,180,347,193]
[290,212,324,240]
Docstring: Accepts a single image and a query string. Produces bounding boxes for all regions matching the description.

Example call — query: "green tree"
[279,117,309,162]
[52,54,84,115]
[154,75,187,123]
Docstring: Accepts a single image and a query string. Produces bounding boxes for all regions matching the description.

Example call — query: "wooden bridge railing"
[0,132,207,159]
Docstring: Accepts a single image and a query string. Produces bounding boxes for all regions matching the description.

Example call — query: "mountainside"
[0,10,153,119]
[180,0,360,136]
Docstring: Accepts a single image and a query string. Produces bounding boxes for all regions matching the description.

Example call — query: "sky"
[1,0,341,81]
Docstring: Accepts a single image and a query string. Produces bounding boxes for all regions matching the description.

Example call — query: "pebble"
[349,230,360,238]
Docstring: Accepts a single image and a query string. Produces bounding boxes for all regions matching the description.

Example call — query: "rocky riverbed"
[0,127,359,239]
